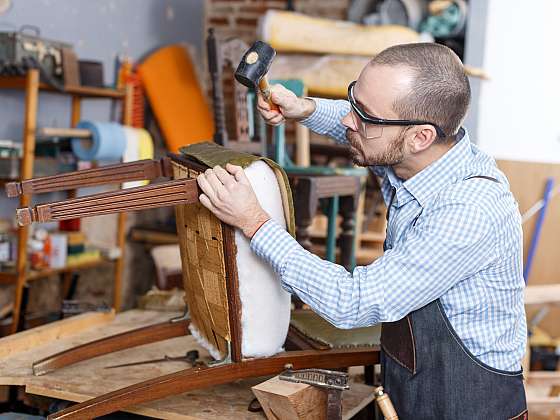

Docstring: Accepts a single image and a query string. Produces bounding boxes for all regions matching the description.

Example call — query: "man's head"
[342,43,471,172]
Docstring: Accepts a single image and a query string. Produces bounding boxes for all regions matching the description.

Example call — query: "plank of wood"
[253,375,374,420]
[1,309,376,419]
[525,285,560,306]
[252,375,327,420]
[0,310,115,359]
[270,54,488,99]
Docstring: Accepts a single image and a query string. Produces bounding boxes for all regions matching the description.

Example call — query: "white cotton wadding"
[188,322,223,361]
[235,160,291,358]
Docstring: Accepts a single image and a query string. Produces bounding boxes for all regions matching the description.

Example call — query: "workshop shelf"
[0,69,132,335]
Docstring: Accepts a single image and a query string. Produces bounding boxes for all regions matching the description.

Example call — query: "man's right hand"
[257,84,316,126]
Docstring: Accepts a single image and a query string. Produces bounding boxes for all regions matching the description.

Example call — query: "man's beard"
[346,128,406,167]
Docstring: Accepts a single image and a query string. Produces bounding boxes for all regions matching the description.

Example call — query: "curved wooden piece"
[33,319,190,376]
[48,347,379,419]
[5,158,171,197]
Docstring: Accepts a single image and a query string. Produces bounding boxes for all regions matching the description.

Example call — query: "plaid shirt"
[250,98,526,371]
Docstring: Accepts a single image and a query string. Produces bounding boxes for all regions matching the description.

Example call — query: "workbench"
[0,309,375,419]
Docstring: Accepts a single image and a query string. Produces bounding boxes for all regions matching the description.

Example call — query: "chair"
[7,144,380,419]
[207,28,266,156]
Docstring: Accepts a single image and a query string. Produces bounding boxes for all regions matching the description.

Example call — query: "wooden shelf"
[0,76,125,99]
[27,258,114,281]
[0,258,114,284]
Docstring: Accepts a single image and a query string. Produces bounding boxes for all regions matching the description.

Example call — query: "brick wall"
[206,0,351,44]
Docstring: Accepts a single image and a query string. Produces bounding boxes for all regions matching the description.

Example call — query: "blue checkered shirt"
[250,98,527,371]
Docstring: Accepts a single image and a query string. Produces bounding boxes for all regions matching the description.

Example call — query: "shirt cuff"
[250,219,300,275]
[299,98,343,131]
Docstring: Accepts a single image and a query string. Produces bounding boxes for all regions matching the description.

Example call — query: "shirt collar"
[388,128,472,207]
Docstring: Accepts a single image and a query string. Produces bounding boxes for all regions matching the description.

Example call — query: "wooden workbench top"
[0,309,374,419]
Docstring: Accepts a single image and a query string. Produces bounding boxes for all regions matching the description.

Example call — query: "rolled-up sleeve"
[251,201,495,329]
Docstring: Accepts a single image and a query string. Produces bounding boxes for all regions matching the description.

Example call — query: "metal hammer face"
[234,41,276,90]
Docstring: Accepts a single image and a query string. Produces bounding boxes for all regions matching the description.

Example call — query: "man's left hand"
[196,164,270,238]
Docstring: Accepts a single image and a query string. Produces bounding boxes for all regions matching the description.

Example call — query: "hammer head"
[234,41,276,89]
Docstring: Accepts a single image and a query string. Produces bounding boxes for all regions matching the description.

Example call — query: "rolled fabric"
[122,127,141,189]
[137,128,154,160]
[122,126,140,163]
[122,128,154,188]
[71,121,127,162]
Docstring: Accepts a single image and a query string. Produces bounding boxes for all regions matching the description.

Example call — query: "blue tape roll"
[71,121,127,161]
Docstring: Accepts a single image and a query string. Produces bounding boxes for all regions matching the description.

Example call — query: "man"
[197,43,527,419]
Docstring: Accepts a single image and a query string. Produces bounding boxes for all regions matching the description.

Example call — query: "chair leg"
[16,178,199,225]
[48,347,379,419]
[33,319,190,376]
[5,158,171,197]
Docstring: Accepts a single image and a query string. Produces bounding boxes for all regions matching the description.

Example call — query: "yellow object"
[137,128,154,160]
[137,128,154,186]
[66,249,101,266]
[261,10,420,57]
[138,45,214,153]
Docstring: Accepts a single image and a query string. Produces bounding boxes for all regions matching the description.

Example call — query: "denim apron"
[380,176,528,420]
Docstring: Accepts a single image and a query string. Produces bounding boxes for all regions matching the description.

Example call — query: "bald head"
[367,43,470,141]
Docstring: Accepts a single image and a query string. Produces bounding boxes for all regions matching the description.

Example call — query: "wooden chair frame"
[7,155,379,419]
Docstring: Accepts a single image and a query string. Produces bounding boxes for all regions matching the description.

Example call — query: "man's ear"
[409,125,438,153]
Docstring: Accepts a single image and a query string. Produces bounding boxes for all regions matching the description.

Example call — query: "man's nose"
[342,112,357,131]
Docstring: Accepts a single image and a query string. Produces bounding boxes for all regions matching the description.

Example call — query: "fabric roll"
[121,127,155,188]
[71,121,127,162]
[122,127,141,189]
[122,126,140,163]
[137,128,154,160]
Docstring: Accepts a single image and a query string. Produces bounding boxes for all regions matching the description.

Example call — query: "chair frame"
[7,154,379,420]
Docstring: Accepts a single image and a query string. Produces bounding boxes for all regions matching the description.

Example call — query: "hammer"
[235,41,280,111]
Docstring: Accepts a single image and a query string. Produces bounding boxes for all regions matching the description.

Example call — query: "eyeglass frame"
[347,80,447,139]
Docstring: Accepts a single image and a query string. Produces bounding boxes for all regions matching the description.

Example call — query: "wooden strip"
[33,319,189,376]
[525,284,560,306]
[38,127,91,138]
[222,224,242,362]
[47,347,379,419]
[526,371,560,386]
[0,311,115,359]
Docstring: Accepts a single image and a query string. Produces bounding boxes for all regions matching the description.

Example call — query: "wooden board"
[269,54,488,99]
[0,309,375,419]
[0,310,115,359]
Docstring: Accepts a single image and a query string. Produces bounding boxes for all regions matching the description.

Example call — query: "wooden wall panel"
[497,160,560,336]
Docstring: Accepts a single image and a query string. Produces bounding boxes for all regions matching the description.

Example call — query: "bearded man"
[196,43,527,419]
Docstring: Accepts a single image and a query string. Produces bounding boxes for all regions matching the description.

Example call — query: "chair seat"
[289,309,381,349]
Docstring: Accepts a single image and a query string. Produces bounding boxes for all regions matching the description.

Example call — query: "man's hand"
[257,84,316,126]
[197,164,270,238]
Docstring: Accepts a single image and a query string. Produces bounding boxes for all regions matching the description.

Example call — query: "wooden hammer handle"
[258,76,280,112]
[374,387,399,420]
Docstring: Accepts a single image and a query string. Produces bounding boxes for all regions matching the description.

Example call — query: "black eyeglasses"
[347,80,447,139]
